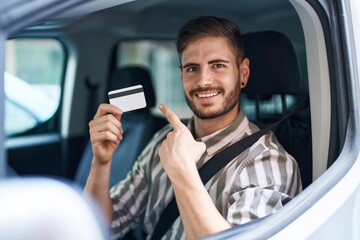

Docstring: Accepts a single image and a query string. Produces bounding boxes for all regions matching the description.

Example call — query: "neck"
[193,107,239,138]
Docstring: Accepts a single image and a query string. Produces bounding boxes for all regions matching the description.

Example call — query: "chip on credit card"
[108,85,147,112]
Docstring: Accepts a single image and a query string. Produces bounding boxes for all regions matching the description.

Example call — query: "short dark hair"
[176,16,245,66]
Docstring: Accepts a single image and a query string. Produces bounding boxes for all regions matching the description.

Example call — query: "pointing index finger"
[159,104,184,130]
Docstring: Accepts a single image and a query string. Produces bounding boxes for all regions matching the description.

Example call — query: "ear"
[239,58,250,89]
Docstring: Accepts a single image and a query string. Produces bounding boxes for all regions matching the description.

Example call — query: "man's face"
[180,36,249,119]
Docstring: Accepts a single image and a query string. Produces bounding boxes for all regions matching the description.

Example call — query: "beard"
[185,83,240,120]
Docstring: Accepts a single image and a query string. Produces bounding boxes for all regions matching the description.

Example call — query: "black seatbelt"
[150,98,310,240]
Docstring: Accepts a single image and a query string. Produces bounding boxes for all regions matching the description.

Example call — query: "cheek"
[222,74,239,89]
[182,78,194,92]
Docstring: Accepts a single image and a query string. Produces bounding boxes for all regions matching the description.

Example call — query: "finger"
[89,115,123,139]
[159,104,184,129]
[91,130,121,145]
[90,114,122,133]
[91,120,122,140]
[197,141,206,153]
[94,103,123,120]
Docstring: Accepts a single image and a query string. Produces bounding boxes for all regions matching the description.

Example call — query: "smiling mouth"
[196,92,220,98]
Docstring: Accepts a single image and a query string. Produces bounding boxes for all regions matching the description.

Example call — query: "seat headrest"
[109,66,156,108]
[242,31,302,95]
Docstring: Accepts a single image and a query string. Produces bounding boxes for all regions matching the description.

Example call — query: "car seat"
[74,65,168,188]
[242,31,312,188]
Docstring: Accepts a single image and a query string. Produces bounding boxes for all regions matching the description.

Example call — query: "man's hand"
[89,103,123,165]
[158,104,206,179]
[158,104,231,239]
[85,103,122,223]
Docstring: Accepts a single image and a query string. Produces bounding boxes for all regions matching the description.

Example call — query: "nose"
[197,67,213,87]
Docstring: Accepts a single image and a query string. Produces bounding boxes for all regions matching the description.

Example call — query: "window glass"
[117,40,192,118]
[5,38,64,136]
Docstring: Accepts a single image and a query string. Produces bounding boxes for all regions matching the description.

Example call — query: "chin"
[193,107,226,120]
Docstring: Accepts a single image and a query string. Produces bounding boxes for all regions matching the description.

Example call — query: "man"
[85,16,302,239]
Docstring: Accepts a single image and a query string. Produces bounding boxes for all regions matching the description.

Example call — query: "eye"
[213,63,225,69]
[186,66,199,72]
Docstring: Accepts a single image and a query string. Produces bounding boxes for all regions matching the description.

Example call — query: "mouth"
[196,91,221,98]
[191,87,223,99]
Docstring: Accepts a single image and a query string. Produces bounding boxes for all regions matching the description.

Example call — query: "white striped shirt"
[110,111,302,239]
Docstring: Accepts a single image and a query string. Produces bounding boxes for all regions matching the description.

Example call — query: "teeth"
[197,92,218,98]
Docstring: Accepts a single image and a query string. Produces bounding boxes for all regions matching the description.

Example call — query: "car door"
[1,0,360,240]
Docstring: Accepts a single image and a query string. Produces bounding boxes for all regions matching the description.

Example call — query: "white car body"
[0,0,359,239]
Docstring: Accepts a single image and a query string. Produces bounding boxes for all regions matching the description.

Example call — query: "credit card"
[108,85,147,112]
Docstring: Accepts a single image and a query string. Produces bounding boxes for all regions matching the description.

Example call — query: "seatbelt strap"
[150,98,310,240]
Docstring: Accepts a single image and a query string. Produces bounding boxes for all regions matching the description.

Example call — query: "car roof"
[15,0,303,43]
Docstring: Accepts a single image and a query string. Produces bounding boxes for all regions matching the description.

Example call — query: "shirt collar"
[187,110,249,157]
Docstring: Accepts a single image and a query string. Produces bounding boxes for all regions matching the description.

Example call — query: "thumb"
[194,141,206,161]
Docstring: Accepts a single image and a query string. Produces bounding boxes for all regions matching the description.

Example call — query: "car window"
[117,40,193,118]
[5,38,64,136]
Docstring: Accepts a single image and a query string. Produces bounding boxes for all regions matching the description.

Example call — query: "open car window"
[0,0,360,239]
[117,40,192,118]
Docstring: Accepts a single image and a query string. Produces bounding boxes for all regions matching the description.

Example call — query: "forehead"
[181,36,236,64]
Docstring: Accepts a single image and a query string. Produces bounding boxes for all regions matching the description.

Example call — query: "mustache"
[189,87,224,96]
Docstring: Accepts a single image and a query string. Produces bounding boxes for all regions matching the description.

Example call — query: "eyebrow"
[208,59,230,64]
[182,59,230,69]
[182,63,199,69]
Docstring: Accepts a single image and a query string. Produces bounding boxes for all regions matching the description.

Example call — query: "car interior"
[3,0,350,239]
[75,65,168,187]
[241,30,312,188]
